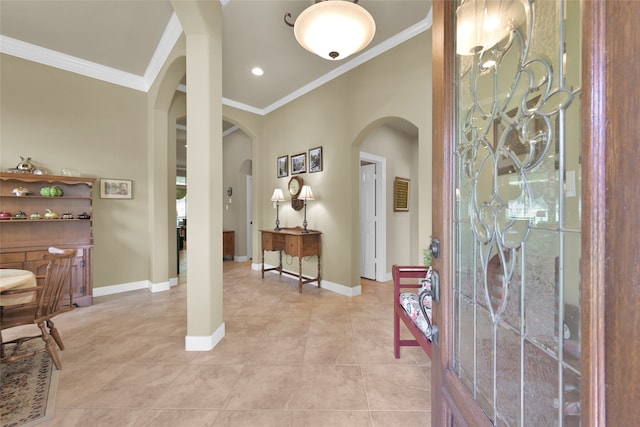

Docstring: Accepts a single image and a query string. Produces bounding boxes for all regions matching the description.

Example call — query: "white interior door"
[360,163,376,280]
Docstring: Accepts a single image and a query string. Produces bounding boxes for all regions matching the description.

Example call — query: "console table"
[260,227,321,292]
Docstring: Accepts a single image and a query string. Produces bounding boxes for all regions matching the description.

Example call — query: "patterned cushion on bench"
[400,292,433,340]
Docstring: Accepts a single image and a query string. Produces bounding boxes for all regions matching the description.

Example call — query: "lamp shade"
[456,0,527,56]
[298,185,315,201]
[271,188,286,202]
[293,0,376,61]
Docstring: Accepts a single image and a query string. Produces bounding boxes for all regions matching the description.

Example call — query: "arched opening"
[355,117,420,282]
[148,55,185,291]
[175,116,256,277]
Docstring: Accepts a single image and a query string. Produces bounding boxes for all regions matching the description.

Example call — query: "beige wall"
[1,28,433,293]
[0,54,150,287]
[259,31,433,288]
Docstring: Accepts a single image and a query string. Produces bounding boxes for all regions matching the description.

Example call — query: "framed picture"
[291,152,306,175]
[309,146,323,173]
[393,177,410,212]
[100,178,133,199]
[277,155,288,178]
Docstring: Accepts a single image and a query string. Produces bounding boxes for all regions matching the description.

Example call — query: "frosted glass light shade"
[294,0,376,61]
[456,0,527,56]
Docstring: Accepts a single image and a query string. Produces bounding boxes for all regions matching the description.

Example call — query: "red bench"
[393,265,433,359]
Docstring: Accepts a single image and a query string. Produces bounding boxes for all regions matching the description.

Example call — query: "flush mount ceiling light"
[284,0,376,61]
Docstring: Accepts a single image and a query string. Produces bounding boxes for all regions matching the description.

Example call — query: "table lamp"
[270,188,286,230]
[298,185,315,233]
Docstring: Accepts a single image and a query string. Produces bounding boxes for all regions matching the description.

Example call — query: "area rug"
[0,340,59,427]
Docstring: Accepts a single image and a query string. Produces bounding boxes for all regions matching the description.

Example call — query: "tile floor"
[5,257,432,426]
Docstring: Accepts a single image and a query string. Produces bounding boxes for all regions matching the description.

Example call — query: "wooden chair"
[0,248,76,369]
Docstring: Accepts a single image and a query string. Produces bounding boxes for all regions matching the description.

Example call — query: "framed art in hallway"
[291,152,306,174]
[393,177,410,212]
[100,178,133,199]
[277,155,288,178]
[309,146,323,173]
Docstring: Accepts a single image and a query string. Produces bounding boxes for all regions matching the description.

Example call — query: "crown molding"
[223,125,239,137]
[1,6,432,115]
[143,13,184,90]
[0,12,183,92]
[0,34,149,91]
[222,97,266,116]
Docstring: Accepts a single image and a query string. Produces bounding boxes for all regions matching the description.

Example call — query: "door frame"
[246,174,252,260]
[360,162,377,280]
[431,0,489,423]
[360,151,387,282]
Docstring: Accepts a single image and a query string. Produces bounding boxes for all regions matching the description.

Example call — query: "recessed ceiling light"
[251,67,264,76]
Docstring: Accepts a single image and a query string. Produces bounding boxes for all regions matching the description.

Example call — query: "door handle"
[419,269,440,346]
[431,325,439,346]
[419,284,439,346]
[420,269,441,346]
[431,271,440,345]
[427,269,440,304]
[430,238,440,260]
[420,269,440,304]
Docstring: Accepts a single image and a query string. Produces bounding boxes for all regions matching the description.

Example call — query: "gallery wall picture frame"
[291,152,307,174]
[100,178,133,199]
[393,177,410,212]
[309,146,323,173]
[277,155,289,178]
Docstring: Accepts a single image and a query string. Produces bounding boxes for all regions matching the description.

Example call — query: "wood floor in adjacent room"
[3,257,431,426]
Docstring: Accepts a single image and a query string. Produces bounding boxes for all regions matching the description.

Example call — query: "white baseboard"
[256,264,362,297]
[150,280,170,293]
[185,322,225,351]
[251,261,264,271]
[320,279,362,297]
[93,278,177,297]
[93,280,150,297]
[94,265,363,299]
[234,255,250,262]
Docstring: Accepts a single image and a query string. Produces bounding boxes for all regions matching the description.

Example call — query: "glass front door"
[451,1,582,424]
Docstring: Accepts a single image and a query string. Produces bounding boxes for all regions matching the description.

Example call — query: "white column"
[172,0,224,350]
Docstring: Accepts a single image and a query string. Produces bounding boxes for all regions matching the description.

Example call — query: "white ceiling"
[0,0,431,169]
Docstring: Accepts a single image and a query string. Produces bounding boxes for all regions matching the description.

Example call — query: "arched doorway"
[357,118,420,282]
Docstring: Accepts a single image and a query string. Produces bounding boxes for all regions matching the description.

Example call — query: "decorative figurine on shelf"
[40,186,64,197]
[11,156,46,174]
[44,209,59,219]
[12,186,32,196]
[17,156,34,172]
